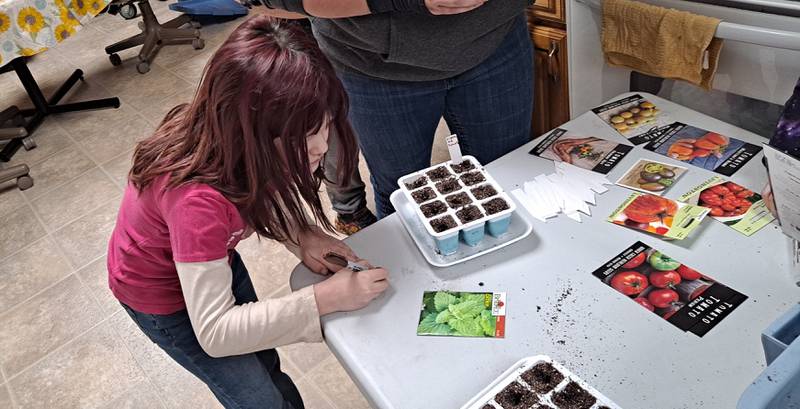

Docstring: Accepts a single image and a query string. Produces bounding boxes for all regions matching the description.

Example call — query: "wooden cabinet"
[532,0,564,25]
[527,6,570,137]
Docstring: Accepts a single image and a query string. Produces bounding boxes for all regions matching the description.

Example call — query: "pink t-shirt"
[108,174,247,314]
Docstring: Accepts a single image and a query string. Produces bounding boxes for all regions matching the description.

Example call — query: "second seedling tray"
[461,355,621,409]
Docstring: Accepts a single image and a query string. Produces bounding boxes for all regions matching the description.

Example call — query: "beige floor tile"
[76,256,121,317]
[8,321,147,409]
[23,146,95,200]
[169,49,214,85]
[0,182,27,215]
[100,149,134,188]
[307,357,372,409]
[0,237,73,315]
[31,168,121,232]
[52,198,121,269]
[56,82,139,142]
[0,204,46,260]
[77,114,154,164]
[108,311,224,409]
[6,122,73,168]
[136,91,192,127]
[98,380,166,409]
[151,37,213,71]
[53,26,118,67]
[93,58,195,113]
[237,235,299,298]
[0,383,13,409]
[295,379,335,409]
[0,274,105,377]
[277,342,334,376]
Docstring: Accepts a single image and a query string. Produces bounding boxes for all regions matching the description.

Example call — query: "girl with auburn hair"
[107,16,389,409]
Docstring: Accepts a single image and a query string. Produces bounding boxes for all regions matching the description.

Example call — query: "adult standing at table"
[250,0,535,219]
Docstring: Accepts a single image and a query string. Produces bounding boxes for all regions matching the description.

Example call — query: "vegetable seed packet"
[591,241,748,337]
[607,192,710,240]
[678,176,775,236]
[615,159,688,196]
[417,291,506,338]
[592,94,673,145]
[529,128,632,174]
[643,122,762,176]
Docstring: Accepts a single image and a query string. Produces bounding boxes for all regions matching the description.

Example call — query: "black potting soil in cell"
[494,382,539,409]
[435,178,461,195]
[483,197,510,215]
[445,192,472,208]
[420,200,447,218]
[533,405,555,409]
[481,405,493,409]
[451,160,476,173]
[460,171,486,186]
[550,382,596,409]
[456,205,483,224]
[411,187,436,204]
[521,362,564,394]
[430,215,457,233]
[471,184,498,200]
[426,166,452,181]
[404,176,428,190]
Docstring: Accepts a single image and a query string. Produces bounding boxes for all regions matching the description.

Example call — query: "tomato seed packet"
[529,128,632,174]
[678,176,775,236]
[607,192,710,240]
[615,159,688,196]
[591,241,748,337]
[592,94,673,145]
[417,291,506,338]
[643,122,762,176]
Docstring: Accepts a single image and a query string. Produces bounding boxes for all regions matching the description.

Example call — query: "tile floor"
[0,3,450,409]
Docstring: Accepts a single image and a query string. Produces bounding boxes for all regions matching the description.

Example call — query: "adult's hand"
[425,0,487,15]
[287,226,359,275]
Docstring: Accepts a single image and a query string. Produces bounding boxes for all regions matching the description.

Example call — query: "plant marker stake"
[446,134,463,165]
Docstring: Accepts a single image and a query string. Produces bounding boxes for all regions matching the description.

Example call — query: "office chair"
[0,107,34,190]
[105,0,205,74]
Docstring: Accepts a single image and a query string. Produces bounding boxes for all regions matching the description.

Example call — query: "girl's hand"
[313,263,390,315]
[292,227,358,274]
[762,183,778,219]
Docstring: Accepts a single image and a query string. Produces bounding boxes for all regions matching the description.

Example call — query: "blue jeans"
[339,13,534,218]
[121,253,303,409]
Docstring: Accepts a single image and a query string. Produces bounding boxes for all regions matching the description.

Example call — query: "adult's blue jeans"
[120,252,303,409]
[337,13,534,218]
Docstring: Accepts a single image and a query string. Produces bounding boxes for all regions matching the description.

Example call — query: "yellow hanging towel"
[601,0,724,90]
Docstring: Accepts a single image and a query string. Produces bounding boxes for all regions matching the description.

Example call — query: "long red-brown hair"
[129,16,357,243]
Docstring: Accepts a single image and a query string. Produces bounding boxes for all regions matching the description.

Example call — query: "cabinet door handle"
[546,40,560,82]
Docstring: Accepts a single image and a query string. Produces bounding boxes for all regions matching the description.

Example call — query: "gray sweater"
[269,1,532,81]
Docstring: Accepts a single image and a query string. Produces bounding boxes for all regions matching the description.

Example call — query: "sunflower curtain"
[0,0,109,66]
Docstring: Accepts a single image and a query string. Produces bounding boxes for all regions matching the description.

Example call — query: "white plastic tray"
[461,355,621,409]
[390,190,532,268]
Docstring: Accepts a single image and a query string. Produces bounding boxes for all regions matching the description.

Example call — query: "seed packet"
[615,159,688,195]
[644,122,762,176]
[529,128,632,174]
[608,192,710,240]
[592,94,673,145]
[417,291,506,338]
[592,241,748,337]
[678,176,775,236]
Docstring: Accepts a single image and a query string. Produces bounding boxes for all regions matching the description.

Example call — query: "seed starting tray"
[461,356,621,409]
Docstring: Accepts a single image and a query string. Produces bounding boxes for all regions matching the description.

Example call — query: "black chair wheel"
[21,137,36,150]
[17,175,33,191]
[120,4,138,19]
[136,61,150,74]
[109,53,122,66]
[192,39,205,50]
